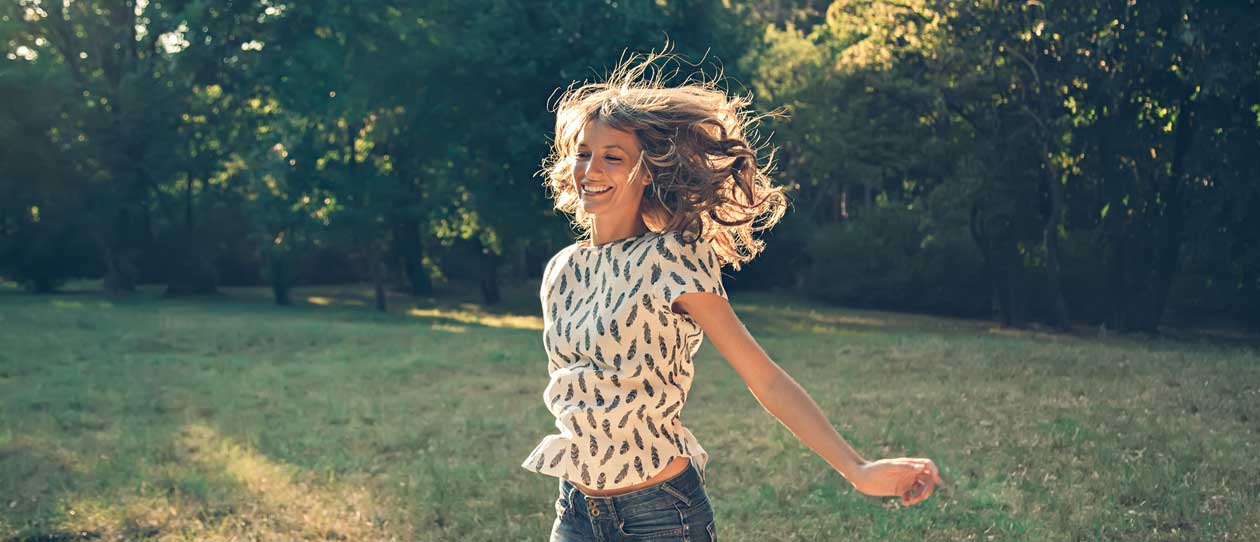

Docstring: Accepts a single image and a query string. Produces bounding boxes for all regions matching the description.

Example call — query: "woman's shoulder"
[654,230,718,261]
[542,243,580,281]
[645,230,727,306]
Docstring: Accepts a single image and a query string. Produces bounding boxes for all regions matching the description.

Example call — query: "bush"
[916,228,990,316]
[0,214,97,293]
[804,207,919,309]
[1057,232,1111,324]
[726,217,813,293]
[803,206,988,316]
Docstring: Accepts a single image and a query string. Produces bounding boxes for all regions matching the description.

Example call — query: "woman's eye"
[605,156,621,162]
[575,152,590,159]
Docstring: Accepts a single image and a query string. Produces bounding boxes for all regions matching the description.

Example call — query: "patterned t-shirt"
[520,230,728,490]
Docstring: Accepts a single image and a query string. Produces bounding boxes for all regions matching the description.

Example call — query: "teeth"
[583,185,611,194]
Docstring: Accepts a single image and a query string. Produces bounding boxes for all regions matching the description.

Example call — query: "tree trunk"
[395,220,431,296]
[833,185,843,222]
[968,201,1002,323]
[1007,264,1025,327]
[271,252,291,306]
[806,182,834,225]
[518,242,529,280]
[1002,244,1026,328]
[1039,156,1072,331]
[1133,90,1196,334]
[371,249,387,312]
[1105,232,1128,332]
[479,238,501,305]
[165,171,218,296]
[93,223,135,293]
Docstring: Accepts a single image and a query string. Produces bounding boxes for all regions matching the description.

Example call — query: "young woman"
[521,51,941,541]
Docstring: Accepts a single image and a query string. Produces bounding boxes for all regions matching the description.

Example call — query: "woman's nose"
[581,161,604,180]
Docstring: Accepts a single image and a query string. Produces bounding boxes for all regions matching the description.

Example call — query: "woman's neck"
[588,221,650,247]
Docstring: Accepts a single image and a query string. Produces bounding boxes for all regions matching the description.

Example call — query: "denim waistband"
[559,460,704,514]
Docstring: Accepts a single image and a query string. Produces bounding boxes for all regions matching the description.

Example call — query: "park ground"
[0,280,1257,541]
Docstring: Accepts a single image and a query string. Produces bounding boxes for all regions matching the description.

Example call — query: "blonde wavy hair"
[539,48,790,271]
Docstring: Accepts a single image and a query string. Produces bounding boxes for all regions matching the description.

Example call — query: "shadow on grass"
[0,437,99,542]
[0,415,415,541]
[735,289,1260,352]
[6,278,1257,349]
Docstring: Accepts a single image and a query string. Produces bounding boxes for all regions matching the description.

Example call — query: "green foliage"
[0,215,95,293]
[805,208,920,309]
[744,0,1260,330]
[0,0,1256,328]
[803,206,987,315]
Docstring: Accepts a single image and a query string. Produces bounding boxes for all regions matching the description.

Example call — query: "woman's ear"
[636,152,652,184]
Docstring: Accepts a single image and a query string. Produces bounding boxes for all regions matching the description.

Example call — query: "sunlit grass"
[306,295,365,307]
[406,306,543,331]
[0,282,1257,541]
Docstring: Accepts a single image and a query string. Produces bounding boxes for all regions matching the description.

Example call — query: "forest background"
[3,0,1258,333]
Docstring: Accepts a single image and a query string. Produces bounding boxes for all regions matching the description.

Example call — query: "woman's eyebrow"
[576,143,628,152]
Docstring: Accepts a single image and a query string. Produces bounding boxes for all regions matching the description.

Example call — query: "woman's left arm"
[673,293,940,505]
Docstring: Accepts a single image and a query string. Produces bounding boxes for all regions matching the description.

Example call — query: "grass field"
[1,279,1257,541]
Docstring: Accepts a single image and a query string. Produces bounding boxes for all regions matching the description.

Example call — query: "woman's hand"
[851,457,941,506]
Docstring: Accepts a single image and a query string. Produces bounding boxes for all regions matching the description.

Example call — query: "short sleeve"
[539,248,567,304]
[649,231,727,315]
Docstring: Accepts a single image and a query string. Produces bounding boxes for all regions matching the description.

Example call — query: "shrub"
[803,205,987,316]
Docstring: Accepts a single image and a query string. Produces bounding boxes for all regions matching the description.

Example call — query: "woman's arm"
[673,293,940,505]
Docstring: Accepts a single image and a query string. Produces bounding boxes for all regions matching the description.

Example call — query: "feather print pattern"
[521,231,726,490]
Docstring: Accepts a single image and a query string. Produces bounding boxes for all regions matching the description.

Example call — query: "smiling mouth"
[582,185,611,195]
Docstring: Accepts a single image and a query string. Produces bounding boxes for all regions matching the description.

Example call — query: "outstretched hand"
[851,457,941,506]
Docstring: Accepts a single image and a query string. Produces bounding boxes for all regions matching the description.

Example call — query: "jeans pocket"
[617,501,687,539]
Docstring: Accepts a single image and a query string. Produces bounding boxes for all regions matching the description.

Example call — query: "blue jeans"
[550,461,717,541]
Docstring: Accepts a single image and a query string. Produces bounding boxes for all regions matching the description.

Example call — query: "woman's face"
[572,118,649,217]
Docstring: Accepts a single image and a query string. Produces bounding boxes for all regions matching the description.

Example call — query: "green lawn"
[1,280,1256,541]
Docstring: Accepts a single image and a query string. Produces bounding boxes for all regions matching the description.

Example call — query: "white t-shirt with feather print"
[521,230,727,490]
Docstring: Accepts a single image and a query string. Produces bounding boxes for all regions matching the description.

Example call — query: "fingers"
[899,462,924,494]
[913,472,936,502]
[920,477,936,501]
[903,477,933,506]
[901,460,939,506]
[911,459,941,486]
[882,457,941,506]
[925,461,942,486]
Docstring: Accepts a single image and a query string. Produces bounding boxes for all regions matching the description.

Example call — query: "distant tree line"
[2,1,1256,333]
[738,0,1259,333]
